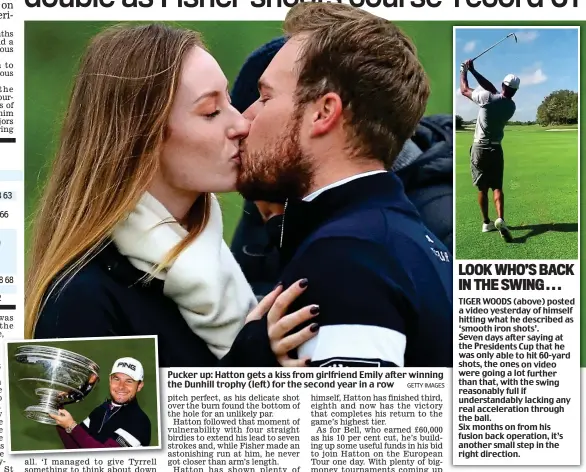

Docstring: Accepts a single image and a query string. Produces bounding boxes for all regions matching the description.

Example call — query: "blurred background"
[8,337,159,451]
[24,21,453,245]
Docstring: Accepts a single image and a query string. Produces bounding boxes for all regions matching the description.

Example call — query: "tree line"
[456,89,578,128]
[536,90,578,126]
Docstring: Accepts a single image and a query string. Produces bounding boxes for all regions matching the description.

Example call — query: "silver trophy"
[12,345,100,425]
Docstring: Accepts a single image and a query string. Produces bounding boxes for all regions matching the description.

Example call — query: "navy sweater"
[231,115,454,298]
[57,397,151,448]
[277,172,453,367]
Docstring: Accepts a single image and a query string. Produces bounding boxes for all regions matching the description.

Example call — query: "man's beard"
[237,114,313,202]
[110,392,134,405]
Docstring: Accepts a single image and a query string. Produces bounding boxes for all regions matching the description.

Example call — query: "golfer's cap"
[503,74,520,89]
[110,357,144,382]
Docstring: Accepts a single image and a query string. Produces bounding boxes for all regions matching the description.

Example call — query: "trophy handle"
[60,391,84,406]
[58,375,99,406]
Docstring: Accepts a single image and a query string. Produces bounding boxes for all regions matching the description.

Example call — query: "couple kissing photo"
[24,5,454,369]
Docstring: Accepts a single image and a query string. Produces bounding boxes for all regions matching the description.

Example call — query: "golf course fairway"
[456,125,578,260]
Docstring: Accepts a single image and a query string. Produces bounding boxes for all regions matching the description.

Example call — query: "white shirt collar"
[303,170,387,202]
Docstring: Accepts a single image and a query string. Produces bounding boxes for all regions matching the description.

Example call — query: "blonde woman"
[26,23,318,367]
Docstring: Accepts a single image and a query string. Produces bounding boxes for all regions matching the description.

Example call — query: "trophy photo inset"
[12,345,100,425]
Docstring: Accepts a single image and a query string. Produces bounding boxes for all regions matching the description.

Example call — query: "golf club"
[472,33,518,62]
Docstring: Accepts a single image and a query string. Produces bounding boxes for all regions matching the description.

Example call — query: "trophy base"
[24,405,59,425]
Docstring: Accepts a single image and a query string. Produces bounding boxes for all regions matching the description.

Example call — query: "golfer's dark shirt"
[84,398,150,446]
[57,398,151,449]
[277,172,453,367]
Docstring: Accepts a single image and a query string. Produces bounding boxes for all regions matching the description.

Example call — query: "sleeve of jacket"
[113,413,151,447]
[56,426,82,449]
[281,238,415,367]
[70,424,121,448]
[219,316,280,367]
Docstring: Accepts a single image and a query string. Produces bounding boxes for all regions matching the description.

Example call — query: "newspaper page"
[0,1,582,472]
[453,23,580,466]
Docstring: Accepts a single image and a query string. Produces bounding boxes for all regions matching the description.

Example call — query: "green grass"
[456,125,578,260]
[7,338,159,452]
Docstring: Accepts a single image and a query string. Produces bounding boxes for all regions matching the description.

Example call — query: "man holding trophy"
[49,357,152,448]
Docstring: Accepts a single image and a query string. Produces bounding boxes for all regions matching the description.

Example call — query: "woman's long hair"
[25,23,211,338]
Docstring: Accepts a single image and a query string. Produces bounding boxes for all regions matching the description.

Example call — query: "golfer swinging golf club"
[460,58,519,242]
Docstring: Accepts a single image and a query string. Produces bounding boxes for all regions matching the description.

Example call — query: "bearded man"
[237,3,453,367]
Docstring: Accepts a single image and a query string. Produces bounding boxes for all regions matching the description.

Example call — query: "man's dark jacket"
[273,171,453,367]
[57,397,151,448]
[231,115,453,298]
[82,398,151,446]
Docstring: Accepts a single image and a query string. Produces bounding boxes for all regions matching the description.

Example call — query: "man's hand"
[465,59,475,72]
[49,409,76,430]
[460,60,473,99]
